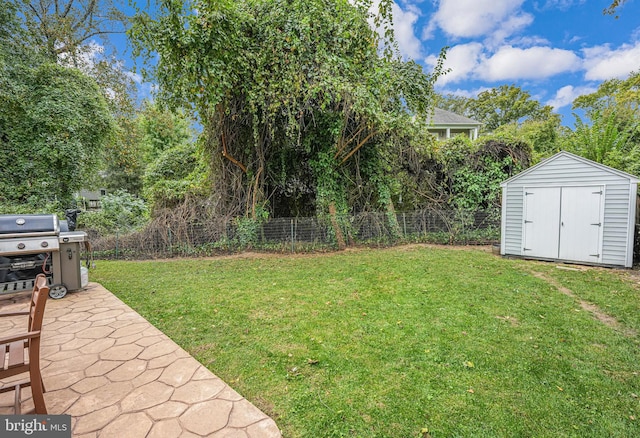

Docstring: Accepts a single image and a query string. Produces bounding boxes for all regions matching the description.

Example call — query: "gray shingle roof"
[428,108,481,126]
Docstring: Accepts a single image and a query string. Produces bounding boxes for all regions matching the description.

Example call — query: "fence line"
[87,208,501,260]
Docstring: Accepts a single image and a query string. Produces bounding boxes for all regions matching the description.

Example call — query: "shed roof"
[428,108,481,126]
[500,150,640,186]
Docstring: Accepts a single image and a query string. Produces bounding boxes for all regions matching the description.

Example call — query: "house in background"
[427,108,481,141]
[77,188,107,209]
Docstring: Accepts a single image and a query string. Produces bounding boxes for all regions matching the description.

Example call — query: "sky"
[387,0,640,123]
[106,0,640,126]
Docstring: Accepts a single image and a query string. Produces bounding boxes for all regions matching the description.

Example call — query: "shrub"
[78,190,148,234]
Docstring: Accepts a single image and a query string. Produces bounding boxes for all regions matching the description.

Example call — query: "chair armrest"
[0,311,29,317]
[0,331,41,345]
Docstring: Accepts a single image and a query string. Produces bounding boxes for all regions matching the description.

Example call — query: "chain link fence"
[86,208,501,260]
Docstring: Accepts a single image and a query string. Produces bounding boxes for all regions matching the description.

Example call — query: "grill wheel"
[48,284,68,299]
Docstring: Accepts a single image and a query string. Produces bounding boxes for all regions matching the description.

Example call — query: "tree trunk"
[385,198,401,240]
[328,202,346,250]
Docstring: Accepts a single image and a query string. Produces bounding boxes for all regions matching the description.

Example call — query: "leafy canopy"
[466,85,553,132]
[17,0,127,62]
[129,0,444,218]
[0,63,114,208]
[1,0,120,211]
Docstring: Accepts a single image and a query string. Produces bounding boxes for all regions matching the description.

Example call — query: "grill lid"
[0,214,59,235]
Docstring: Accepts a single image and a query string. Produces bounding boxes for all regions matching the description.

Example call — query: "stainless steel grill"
[0,214,88,299]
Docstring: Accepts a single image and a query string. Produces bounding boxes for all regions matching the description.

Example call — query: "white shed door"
[559,186,604,263]
[523,186,604,263]
[523,187,561,258]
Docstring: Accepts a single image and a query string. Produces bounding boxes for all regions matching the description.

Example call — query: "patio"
[0,283,281,437]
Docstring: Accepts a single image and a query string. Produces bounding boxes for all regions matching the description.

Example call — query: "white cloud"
[125,70,143,85]
[104,88,117,100]
[58,41,105,73]
[392,3,423,59]
[538,0,586,11]
[356,1,423,60]
[568,35,582,44]
[511,35,551,47]
[58,40,148,101]
[546,84,598,109]
[428,44,581,85]
[144,83,159,98]
[439,86,492,98]
[478,46,581,80]
[582,42,640,80]
[485,13,534,48]
[425,43,483,85]
[427,0,530,40]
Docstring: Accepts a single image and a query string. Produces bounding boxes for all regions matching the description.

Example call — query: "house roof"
[500,150,640,186]
[428,108,482,127]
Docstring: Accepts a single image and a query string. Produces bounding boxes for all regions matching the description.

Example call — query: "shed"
[500,151,639,268]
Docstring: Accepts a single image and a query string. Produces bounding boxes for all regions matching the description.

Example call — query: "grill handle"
[0,231,59,239]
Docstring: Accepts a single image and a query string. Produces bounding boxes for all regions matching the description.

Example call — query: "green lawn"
[90,246,640,437]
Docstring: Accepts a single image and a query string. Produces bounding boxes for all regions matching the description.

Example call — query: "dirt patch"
[191,342,218,355]
[253,396,279,420]
[528,270,637,337]
[495,315,520,326]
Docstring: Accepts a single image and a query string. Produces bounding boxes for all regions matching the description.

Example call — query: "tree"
[573,71,639,118]
[138,102,193,162]
[143,141,207,211]
[82,55,147,195]
[129,0,444,230]
[466,85,552,132]
[562,111,640,175]
[571,71,640,169]
[493,114,563,157]
[432,135,531,210]
[17,0,127,63]
[0,63,114,208]
[17,0,148,197]
[26,0,150,197]
[434,94,472,118]
[102,114,145,195]
[1,1,38,64]
[0,2,112,210]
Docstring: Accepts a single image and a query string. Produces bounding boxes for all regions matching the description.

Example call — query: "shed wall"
[502,154,635,267]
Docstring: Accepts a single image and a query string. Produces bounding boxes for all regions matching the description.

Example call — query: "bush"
[78,190,148,234]
[0,199,65,215]
[143,142,207,211]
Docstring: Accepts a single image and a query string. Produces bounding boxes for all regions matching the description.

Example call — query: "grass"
[89,245,640,437]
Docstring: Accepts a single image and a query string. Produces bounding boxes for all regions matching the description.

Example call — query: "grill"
[0,214,89,299]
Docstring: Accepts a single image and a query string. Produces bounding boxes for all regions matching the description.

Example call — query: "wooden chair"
[0,274,49,414]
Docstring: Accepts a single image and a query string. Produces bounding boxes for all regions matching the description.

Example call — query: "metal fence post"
[462,210,467,245]
[402,213,407,237]
[291,219,295,253]
[115,230,119,260]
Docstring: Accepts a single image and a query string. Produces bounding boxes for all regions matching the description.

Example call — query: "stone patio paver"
[0,283,282,437]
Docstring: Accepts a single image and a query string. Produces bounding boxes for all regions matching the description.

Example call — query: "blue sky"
[388,0,640,123]
[107,0,640,125]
